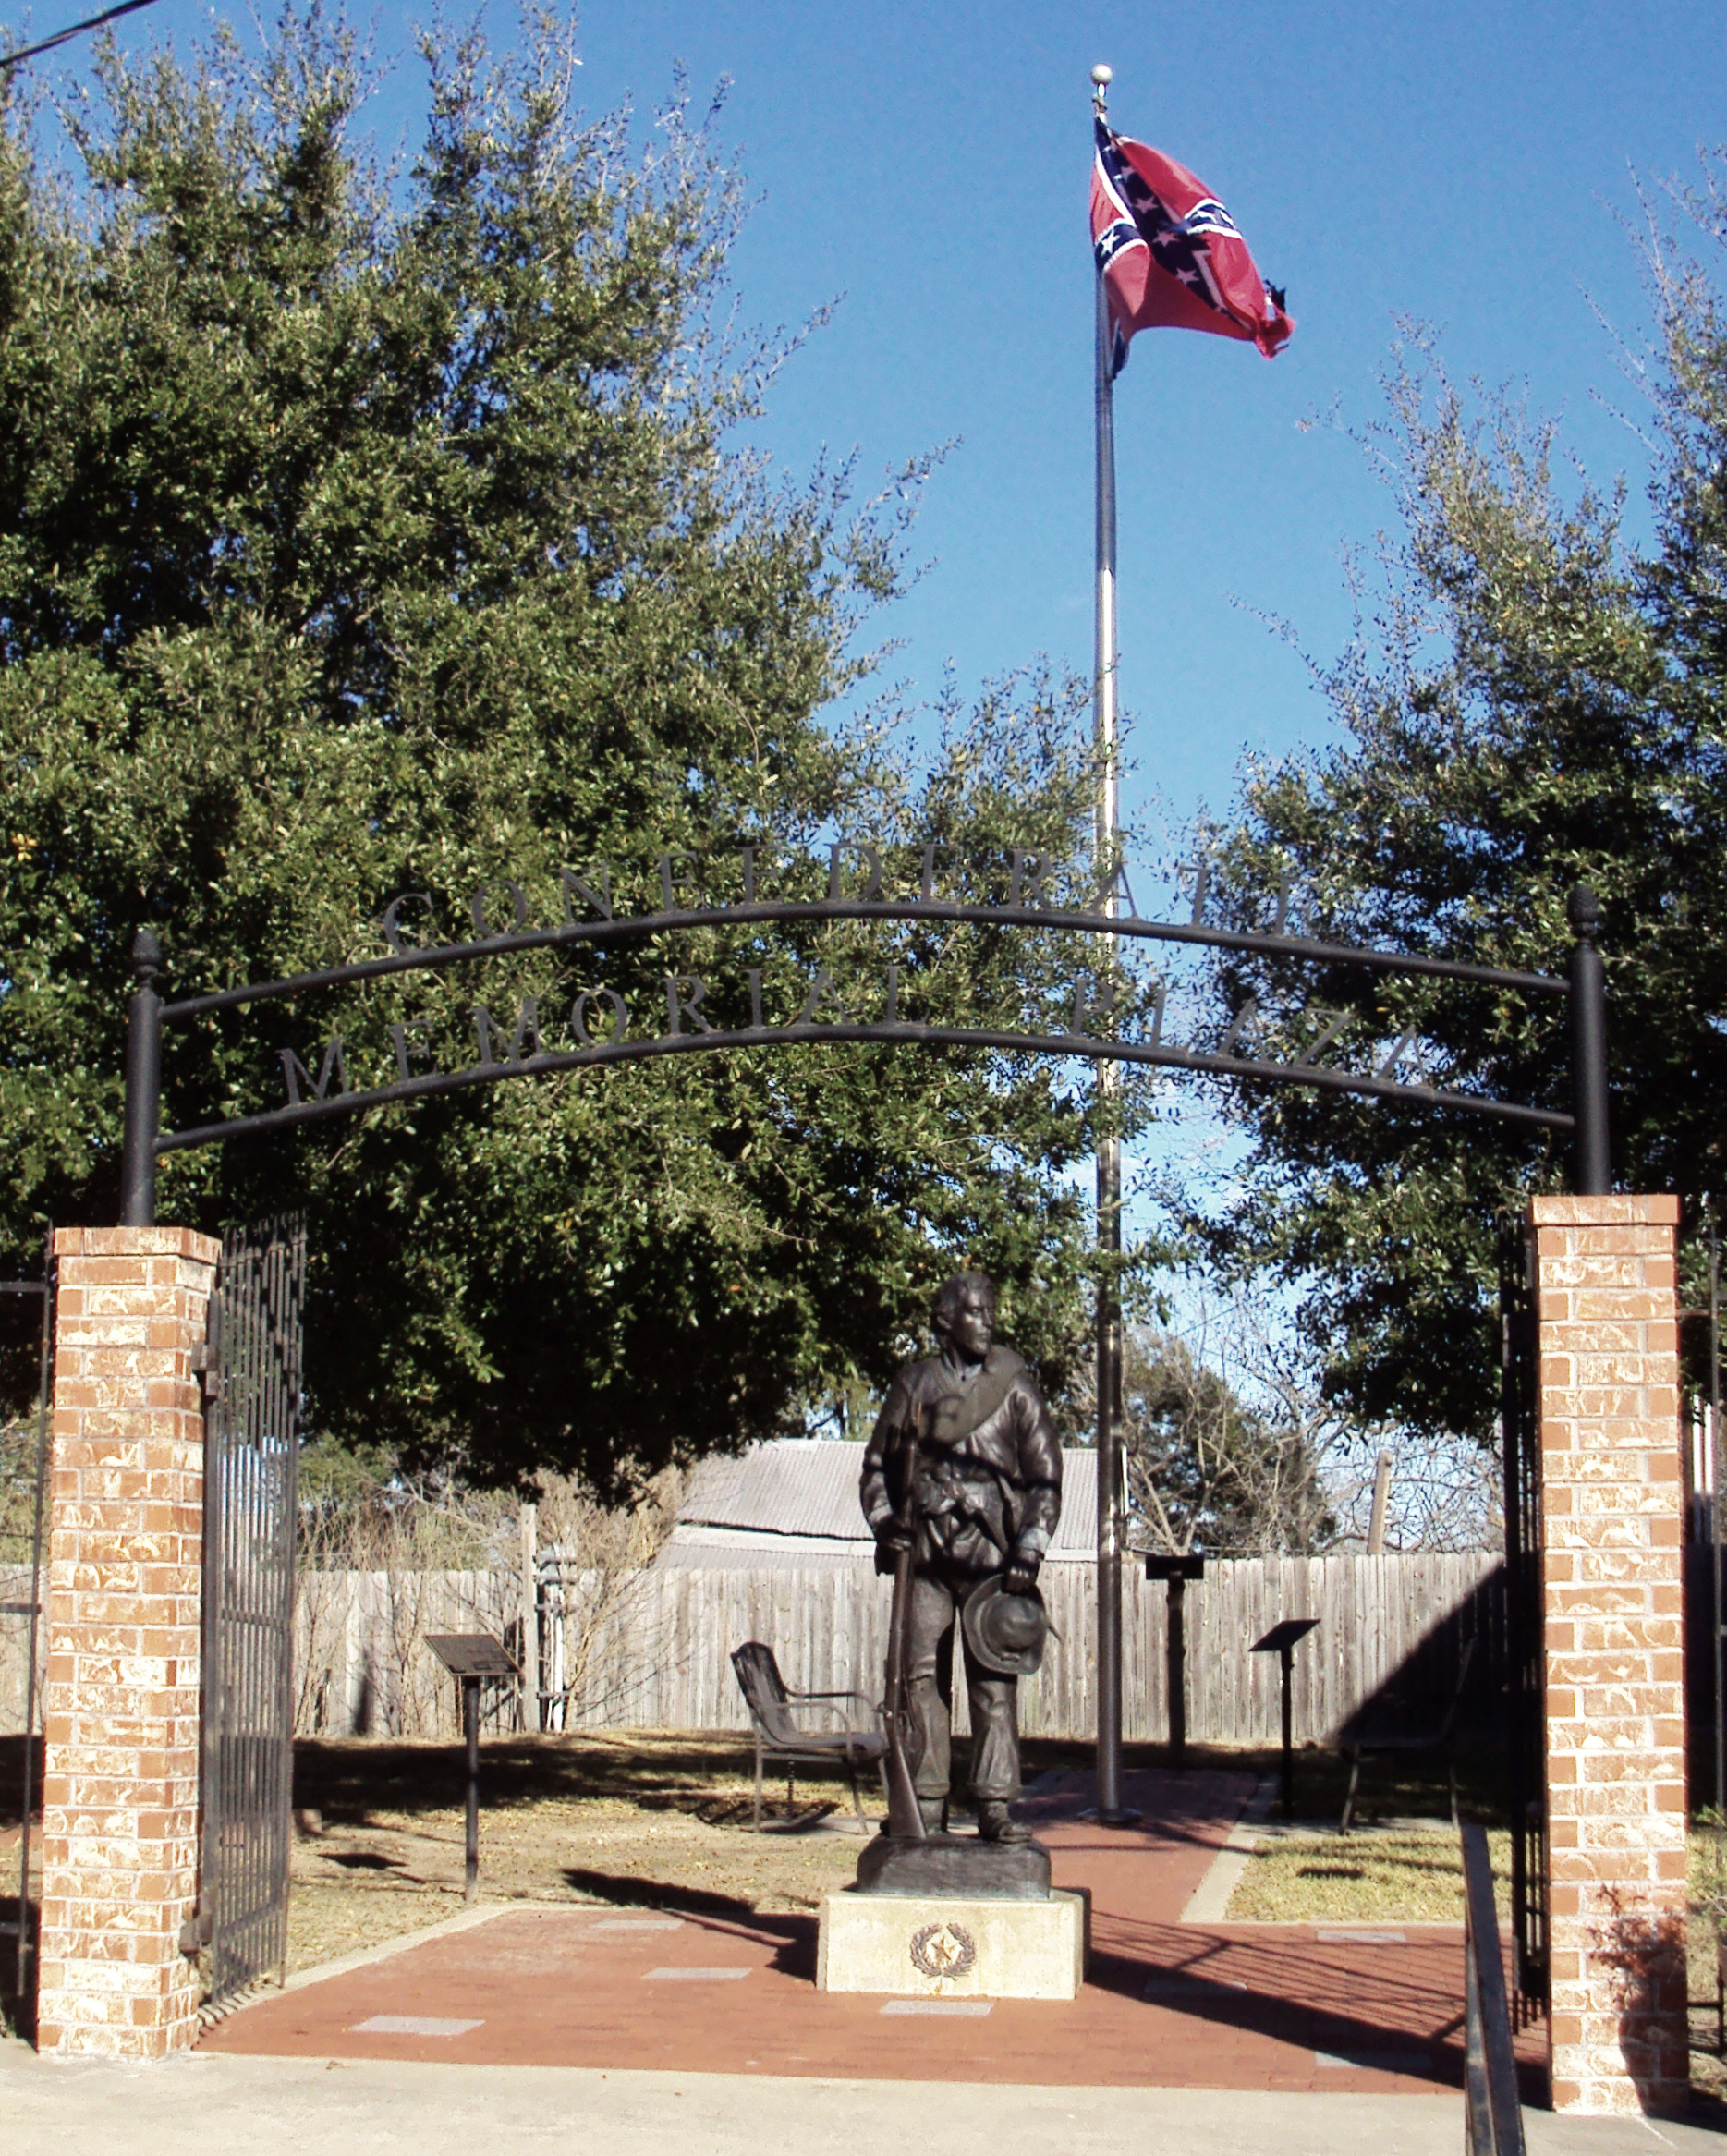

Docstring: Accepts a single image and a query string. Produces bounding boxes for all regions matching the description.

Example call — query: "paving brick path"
[202,1769,1540,2094]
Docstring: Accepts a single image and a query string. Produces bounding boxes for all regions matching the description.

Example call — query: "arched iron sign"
[116,848,1611,1224]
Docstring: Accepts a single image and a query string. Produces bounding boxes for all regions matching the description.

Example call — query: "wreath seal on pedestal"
[909,1919,977,1980]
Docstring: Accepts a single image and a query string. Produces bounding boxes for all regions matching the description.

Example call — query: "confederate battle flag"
[1091,121,1293,373]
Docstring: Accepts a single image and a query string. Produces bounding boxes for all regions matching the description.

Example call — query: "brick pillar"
[36,1226,219,2061]
[1533,1194,1687,2116]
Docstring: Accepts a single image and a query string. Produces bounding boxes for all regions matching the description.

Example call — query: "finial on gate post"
[1091,62,1112,122]
[120,926,164,1228]
[1566,883,1611,1197]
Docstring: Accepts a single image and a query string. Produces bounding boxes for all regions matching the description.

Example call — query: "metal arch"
[155,895,1571,1025]
[116,878,1611,1218]
[154,1016,1575,1157]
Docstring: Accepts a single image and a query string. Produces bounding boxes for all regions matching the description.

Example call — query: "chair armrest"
[782,1689,882,1735]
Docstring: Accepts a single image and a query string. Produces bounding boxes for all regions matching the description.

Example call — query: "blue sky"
[43,0,1727,878]
[569,1,1720,873]
[25,0,1725,1265]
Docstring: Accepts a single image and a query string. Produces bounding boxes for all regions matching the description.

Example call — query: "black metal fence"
[0,1242,52,2016]
[1499,1216,1548,2017]
[195,1217,305,2010]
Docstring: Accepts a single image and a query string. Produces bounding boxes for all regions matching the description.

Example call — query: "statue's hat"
[962,1576,1051,1678]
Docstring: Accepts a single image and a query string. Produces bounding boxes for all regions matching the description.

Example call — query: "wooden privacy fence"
[283,1551,1507,1747]
[293,1566,524,1738]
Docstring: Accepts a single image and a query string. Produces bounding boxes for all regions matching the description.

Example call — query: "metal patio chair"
[729,1640,888,1829]
[1340,1634,1478,1832]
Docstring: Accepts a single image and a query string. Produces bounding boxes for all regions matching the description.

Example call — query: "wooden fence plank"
[279,1553,1509,1745]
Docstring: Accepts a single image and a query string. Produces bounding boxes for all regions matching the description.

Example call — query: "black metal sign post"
[120,930,162,1229]
[1566,887,1611,1196]
[1145,1553,1206,1767]
[462,1679,479,1902]
[1252,1617,1320,1821]
[425,1634,517,1905]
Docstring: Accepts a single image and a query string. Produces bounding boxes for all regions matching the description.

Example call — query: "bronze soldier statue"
[860,1272,1062,1843]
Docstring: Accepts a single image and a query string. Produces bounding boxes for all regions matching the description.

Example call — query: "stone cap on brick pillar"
[1529,1196,1680,1228]
[55,1224,222,1263]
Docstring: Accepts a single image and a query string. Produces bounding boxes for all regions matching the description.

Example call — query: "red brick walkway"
[203,1771,1541,2093]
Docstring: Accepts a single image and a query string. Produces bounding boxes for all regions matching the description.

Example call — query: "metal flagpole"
[1088,60,1138,1827]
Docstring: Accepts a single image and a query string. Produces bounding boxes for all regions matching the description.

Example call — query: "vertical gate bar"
[234,1231,246,1996]
[250,1236,265,1980]
[274,1225,300,1980]
[236,1236,248,1996]
[200,1265,224,1986]
[202,1218,303,2011]
[1500,1220,1525,2010]
[234,1232,247,1995]
[1500,1212,1547,2015]
[1710,1198,1722,2048]
[16,1230,53,1999]
[246,1236,261,1983]
[224,1236,237,2003]
[240,1234,254,1990]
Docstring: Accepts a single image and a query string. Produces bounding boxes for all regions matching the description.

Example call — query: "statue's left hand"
[1003,1555,1040,1597]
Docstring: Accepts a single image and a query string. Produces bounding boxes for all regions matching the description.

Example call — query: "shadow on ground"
[289,1733,1509,1832]
[0,1893,35,2043]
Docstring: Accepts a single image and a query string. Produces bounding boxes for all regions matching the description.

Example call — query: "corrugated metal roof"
[669,1438,1100,1563]
[657,1525,873,1571]
[1053,1449,1097,1559]
[679,1440,870,1541]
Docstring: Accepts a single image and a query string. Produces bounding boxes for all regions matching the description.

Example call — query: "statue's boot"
[918,1798,946,1833]
[976,1800,1029,1845]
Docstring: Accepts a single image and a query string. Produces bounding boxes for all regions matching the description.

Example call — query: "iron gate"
[197,1216,305,2009]
[2,1238,52,2017]
[1499,1213,1548,2015]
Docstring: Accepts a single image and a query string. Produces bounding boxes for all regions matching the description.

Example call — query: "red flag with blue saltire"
[1091,121,1293,374]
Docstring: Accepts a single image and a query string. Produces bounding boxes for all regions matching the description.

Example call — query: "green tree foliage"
[1196,159,1727,1441]
[0,12,1139,1484]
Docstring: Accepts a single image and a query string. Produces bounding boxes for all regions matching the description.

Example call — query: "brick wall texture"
[1534,1194,1687,2116]
[36,1225,218,2061]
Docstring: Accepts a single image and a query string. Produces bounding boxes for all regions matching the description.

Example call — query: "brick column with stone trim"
[35,1225,218,2061]
[1533,1193,1687,2116]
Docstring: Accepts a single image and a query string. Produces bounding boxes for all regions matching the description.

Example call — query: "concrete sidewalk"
[1,2040,1721,2156]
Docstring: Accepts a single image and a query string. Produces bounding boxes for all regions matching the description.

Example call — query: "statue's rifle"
[881,1413,927,1840]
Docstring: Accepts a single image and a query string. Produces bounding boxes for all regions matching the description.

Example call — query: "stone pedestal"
[817,1889,1087,2000]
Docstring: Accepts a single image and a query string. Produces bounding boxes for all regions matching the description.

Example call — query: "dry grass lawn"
[1225,1825,1513,1925]
[286,1732,875,1975]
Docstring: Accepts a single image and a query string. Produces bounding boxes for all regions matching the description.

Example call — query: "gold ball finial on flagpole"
[1090,62,1112,119]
